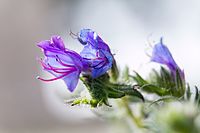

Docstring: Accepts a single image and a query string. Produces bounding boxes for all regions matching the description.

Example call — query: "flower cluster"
[35,26,200,133]
[37,29,188,107]
[37,29,113,92]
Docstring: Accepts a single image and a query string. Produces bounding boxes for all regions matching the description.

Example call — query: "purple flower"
[151,38,184,80]
[78,29,113,78]
[37,35,84,92]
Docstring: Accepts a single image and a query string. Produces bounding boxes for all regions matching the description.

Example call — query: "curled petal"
[151,38,178,72]
[151,38,184,80]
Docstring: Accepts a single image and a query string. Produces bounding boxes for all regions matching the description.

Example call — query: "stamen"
[39,60,74,73]
[47,63,75,73]
[56,55,75,67]
[93,61,107,69]
[37,70,76,82]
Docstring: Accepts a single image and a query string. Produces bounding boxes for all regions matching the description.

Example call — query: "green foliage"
[131,66,186,98]
[186,84,191,100]
[77,73,144,107]
[184,84,200,106]
[109,59,119,82]
[194,86,200,107]
[150,102,200,133]
[121,66,130,82]
[66,59,200,133]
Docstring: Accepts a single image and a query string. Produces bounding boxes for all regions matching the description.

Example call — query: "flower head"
[37,35,84,92]
[78,29,111,52]
[78,29,113,78]
[151,38,184,80]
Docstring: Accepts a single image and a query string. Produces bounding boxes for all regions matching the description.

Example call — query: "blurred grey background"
[0,0,200,132]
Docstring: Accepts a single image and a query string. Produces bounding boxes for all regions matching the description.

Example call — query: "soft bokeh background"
[1,0,200,132]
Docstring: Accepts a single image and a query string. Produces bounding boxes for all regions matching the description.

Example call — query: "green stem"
[121,98,144,128]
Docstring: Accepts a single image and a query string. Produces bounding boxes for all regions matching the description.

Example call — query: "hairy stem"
[121,97,144,128]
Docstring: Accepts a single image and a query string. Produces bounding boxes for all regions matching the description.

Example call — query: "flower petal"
[51,35,65,50]
[62,71,80,92]
[80,44,97,59]
[78,29,111,52]
[37,40,51,49]
[151,38,178,72]
[151,38,185,81]
[37,35,84,92]
[78,29,113,78]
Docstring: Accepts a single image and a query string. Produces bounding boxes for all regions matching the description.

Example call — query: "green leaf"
[141,84,169,96]
[175,69,185,97]
[131,71,170,96]
[160,67,174,88]
[186,84,191,100]
[131,71,148,86]
[80,75,109,107]
[195,86,200,106]
[122,66,130,82]
[109,59,119,82]
[124,88,144,102]
[107,83,144,101]
[149,96,179,107]
[106,86,125,99]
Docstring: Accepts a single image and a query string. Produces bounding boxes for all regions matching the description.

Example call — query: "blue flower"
[151,38,185,80]
[78,29,113,78]
[37,35,84,92]
[37,29,114,91]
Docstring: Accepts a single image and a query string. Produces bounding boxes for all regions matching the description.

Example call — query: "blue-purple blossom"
[151,38,185,80]
[78,29,113,78]
[37,35,85,92]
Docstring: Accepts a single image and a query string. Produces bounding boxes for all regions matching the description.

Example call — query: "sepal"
[131,66,186,97]
[80,73,144,107]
